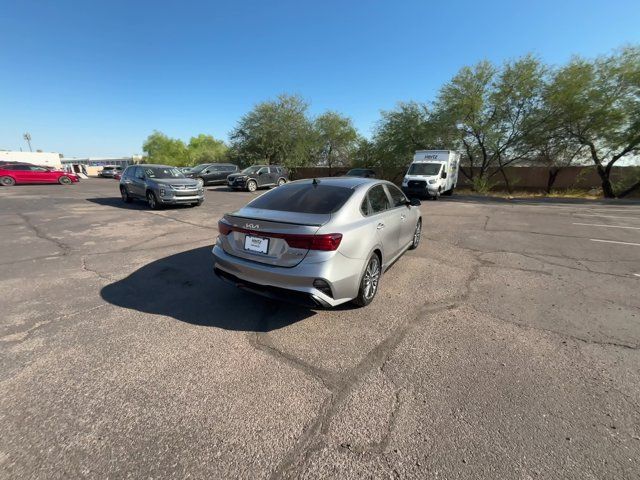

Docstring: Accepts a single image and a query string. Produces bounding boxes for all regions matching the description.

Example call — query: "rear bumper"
[211,244,362,307]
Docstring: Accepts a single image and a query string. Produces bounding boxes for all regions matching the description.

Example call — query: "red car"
[0,164,79,186]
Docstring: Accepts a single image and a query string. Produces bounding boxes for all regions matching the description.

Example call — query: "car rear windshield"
[247,183,354,214]
[408,163,441,176]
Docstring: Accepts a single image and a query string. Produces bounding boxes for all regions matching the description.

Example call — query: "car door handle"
[377,223,385,230]
[400,214,406,221]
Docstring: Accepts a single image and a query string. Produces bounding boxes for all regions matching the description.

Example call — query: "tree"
[373,102,433,171]
[188,134,228,165]
[351,137,378,168]
[435,56,546,191]
[312,111,358,173]
[229,94,314,169]
[142,131,188,166]
[546,47,640,197]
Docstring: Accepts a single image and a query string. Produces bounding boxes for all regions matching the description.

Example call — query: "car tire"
[1,176,16,186]
[442,187,454,196]
[120,186,133,203]
[147,191,161,210]
[277,177,286,186]
[352,253,381,307]
[193,200,203,207]
[247,180,257,192]
[58,176,72,185]
[408,219,422,250]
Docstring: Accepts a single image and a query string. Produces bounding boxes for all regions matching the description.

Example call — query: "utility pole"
[23,132,32,152]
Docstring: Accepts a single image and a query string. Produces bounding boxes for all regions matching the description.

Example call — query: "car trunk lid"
[219,208,331,267]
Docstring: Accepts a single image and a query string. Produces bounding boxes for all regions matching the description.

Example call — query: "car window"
[257,167,268,175]
[30,166,48,172]
[225,165,237,172]
[134,167,145,179]
[144,167,183,179]
[13,165,30,170]
[386,184,407,208]
[367,185,390,214]
[248,183,354,214]
[2,165,15,170]
[360,196,371,216]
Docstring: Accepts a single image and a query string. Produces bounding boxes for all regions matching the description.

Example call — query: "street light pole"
[23,132,32,152]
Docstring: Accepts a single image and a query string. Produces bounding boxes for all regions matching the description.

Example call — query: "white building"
[0,151,63,168]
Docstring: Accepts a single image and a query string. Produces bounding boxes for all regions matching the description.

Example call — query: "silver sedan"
[212,177,422,307]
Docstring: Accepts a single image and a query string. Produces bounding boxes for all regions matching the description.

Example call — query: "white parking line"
[575,214,640,219]
[590,239,640,246]
[573,223,640,230]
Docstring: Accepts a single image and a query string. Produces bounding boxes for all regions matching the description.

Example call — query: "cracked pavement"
[1,180,639,479]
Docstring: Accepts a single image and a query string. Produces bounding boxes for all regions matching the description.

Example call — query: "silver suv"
[119,165,205,209]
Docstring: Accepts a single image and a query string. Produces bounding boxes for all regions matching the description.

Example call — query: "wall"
[289,165,640,191]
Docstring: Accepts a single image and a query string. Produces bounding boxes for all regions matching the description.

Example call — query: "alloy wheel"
[412,221,421,248]
[363,256,380,300]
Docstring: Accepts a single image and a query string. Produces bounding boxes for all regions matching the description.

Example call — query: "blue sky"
[1,0,639,157]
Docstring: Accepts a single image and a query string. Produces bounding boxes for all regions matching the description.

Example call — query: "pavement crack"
[17,213,71,256]
[81,255,113,282]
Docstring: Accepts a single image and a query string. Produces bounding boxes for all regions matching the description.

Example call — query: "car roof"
[289,176,383,189]
[134,164,176,169]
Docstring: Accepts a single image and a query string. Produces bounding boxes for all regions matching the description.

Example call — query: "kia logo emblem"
[245,223,259,229]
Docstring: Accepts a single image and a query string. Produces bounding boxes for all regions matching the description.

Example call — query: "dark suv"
[227,165,288,192]
[185,163,239,185]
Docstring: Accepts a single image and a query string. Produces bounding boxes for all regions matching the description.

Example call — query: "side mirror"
[409,198,421,207]
[441,171,447,179]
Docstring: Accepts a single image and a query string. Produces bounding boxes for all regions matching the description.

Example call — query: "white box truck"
[401,150,460,199]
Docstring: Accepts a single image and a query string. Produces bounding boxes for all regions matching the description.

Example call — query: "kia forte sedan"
[212,177,422,307]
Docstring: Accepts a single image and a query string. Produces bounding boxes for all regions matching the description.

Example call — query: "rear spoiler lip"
[224,214,327,227]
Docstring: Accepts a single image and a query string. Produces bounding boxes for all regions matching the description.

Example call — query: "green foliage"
[313,111,358,169]
[142,131,189,166]
[188,134,228,165]
[545,46,640,196]
[142,131,228,167]
[434,55,547,180]
[229,94,315,169]
[471,176,496,193]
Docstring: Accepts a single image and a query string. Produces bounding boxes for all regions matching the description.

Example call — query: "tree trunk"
[596,164,616,198]
[499,165,512,194]
[546,168,560,194]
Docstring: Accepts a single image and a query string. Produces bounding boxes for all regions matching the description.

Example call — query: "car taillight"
[283,233,342,251]
[218,219,232,235]
[310,233,343,251]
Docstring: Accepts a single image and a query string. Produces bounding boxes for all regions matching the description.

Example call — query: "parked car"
[346,168,376,178]
[186,163,239,185]
[212,177,422,308]
[227,165,288,192]
[0,163,79,186]
[99,166,122,178]
[119,164,204,209]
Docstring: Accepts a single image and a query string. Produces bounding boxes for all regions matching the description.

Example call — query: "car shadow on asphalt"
[86,197,192,210]
[100,245,316,332]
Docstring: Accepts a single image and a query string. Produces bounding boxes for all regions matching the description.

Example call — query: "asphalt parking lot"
[1,179,639,479]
